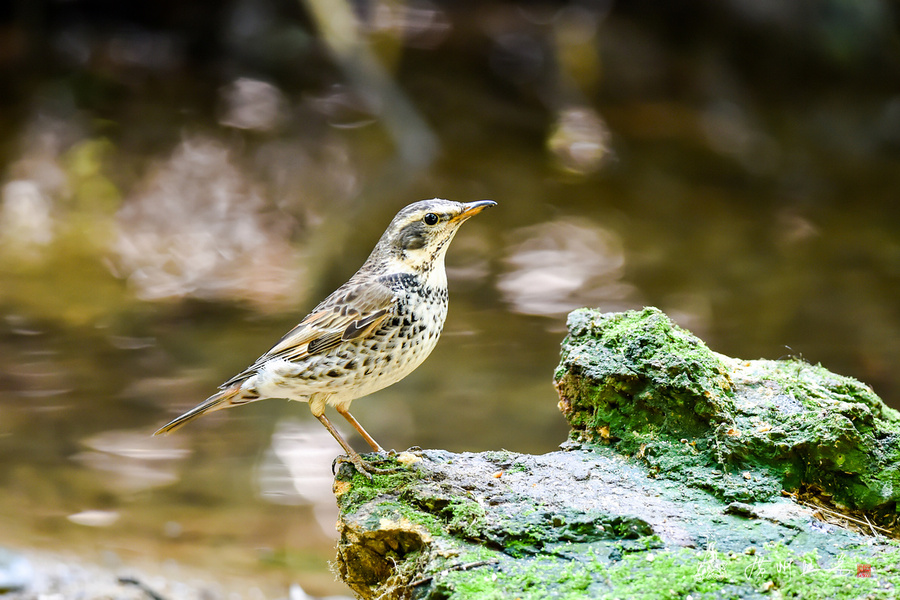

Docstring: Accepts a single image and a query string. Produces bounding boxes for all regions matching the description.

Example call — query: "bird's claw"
[332,454,374,480]
[332,452,408,479]
[362,464,404,475]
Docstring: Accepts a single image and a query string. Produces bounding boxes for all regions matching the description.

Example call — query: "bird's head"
[369,199,496,275]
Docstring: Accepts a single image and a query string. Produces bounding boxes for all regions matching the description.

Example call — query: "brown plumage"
[154,199,496,477]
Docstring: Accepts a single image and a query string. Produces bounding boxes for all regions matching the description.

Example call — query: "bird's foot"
[362,463,405,475]
[333,453,375,480]
[332,452,407,479]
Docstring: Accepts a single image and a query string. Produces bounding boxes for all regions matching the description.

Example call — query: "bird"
[154,198,496,477]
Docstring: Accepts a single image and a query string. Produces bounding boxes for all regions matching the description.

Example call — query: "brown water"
[2,2,899,597]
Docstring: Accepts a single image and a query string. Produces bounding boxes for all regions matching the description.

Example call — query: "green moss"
[434,542,900,600]
[444,497,488,539]
[334,458,421,515]
[557,308,735,445]
[435,557,604,600]
[475,506,654,558]
[603,542,900,600]
[556,307,900,518]
[398,484,488,543]
[362,499,446,538]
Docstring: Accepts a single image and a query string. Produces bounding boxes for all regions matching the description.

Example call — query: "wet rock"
[334,447,897,599]
[556,307,900,517]
[333,308,900,599]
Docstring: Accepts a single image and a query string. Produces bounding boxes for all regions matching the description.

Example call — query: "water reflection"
[0,181,54,260]
[305,85,380,129]
[112,136,302,309]
[700,100,780,176]
[498,219,638,317]
[548,106,611,174]
[257,420,343,536]
[1,2,899,598]
[0,116,75,267]
[67,510,120,528]
[219,78,288,132]
[73,429,190,493]
[361,0,452,49]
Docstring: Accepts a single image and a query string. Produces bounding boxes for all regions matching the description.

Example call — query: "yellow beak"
[454,200,497,221]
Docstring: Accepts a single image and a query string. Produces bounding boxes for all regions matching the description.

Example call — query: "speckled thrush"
[154,199,496,477]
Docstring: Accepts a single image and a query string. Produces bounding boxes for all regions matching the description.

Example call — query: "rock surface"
[334,448,898,599]
[333,308,900,599]
[556,307,900,520]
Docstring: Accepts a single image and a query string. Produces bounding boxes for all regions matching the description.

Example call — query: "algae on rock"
[333,449,899,600]
[555,307,900,521]
[333,307,900,600]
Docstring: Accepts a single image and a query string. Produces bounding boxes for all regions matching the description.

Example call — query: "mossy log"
[333,308,900,599]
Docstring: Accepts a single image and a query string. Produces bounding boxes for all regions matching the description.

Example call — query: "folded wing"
[220,282,397,388]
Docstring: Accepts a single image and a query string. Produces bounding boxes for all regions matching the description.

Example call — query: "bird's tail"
[153,385,249,436]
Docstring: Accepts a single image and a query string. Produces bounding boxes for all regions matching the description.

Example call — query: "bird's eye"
[423,213,439,226]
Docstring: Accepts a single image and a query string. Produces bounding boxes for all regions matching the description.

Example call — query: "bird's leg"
[315,413,399,477]
[336,406,384,453]
[314,413,373,479]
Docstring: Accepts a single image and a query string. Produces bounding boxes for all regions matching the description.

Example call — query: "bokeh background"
[1,0,899,597]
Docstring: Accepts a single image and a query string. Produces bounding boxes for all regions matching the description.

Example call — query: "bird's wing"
[220,282,397,388]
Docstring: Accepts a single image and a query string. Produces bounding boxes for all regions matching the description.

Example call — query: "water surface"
[1,2,899,596]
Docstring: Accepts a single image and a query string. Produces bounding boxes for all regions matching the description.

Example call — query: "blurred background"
[1,0,899,597]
